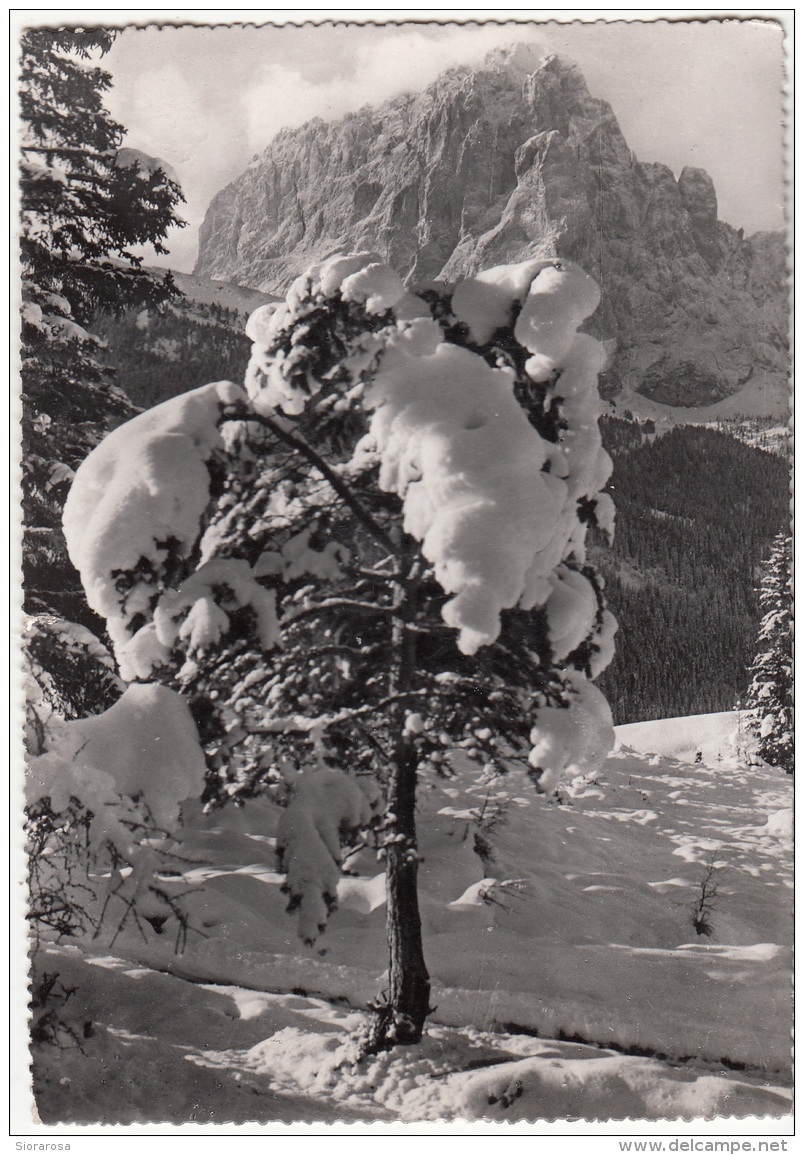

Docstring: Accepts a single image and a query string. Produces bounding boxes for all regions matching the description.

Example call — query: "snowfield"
[29,712,792,1126]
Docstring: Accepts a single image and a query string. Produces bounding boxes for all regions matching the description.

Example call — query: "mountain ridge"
[194,46,788,411]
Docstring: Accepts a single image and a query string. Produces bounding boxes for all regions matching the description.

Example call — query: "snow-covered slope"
[615,711,754,764]
[611,375,790,423]
[30,712,792,1124]
[150,267,277,314]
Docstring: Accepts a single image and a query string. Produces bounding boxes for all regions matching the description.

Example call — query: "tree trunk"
[379,733,431,1046]
[368,561,431,1051]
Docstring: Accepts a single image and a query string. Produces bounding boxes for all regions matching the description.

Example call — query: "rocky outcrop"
[677,166,720,271]
[195,45,788,409]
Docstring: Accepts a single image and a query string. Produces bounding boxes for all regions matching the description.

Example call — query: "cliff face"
[195,45,788,407]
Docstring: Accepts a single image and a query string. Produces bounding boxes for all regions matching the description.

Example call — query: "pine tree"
[19,26,185,714]
[61,253,617,1051]
[745,534,793,774]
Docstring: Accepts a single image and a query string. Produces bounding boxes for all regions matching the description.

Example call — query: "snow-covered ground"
[702,423,790,458]
[28,713,792,1126]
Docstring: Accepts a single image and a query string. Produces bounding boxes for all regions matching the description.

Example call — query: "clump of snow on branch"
[244,253,429,416]
[451,256,560,344]
[62,380,248,672]
[27,683,205,854]
[276,769,378,944]
[588,608,618,679]
[528,673,614,795]
[121,558,279,683]
[514,262,602,383]
[276,527,350,582]
[364,320,566,652]
[545,333,613,504]
[543,566,600,663]
[592,493,616,543]
[339,258,408,316]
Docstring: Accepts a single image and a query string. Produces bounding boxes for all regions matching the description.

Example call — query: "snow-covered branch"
[62,380,248,671]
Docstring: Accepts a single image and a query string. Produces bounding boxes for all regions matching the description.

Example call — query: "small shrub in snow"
[689,858,720,938]
[29,970,86,1052]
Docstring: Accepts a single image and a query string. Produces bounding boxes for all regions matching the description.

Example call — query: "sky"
[98,15,788,273]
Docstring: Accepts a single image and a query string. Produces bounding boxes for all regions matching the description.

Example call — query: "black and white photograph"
[14,10,792,1136]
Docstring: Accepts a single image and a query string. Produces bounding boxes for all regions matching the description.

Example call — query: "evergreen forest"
[594,420,790,722]
[92,299,253,409]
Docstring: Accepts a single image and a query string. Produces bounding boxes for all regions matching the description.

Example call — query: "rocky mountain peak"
[677,166,720,269]
[194,49,788,414]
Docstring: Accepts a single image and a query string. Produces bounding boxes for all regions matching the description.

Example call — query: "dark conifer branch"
[243,409,399,558]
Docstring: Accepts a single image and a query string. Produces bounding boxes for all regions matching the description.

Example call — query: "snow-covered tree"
[745,534,792,774]
[61,252,617,1050]
[20,27,192,963]
[20,26,184,651]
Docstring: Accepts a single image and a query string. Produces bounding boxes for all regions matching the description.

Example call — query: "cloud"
[240,25,545,156]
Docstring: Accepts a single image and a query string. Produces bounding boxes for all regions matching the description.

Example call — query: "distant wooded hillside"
[92,298,253,409]
[594,420,790,723]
